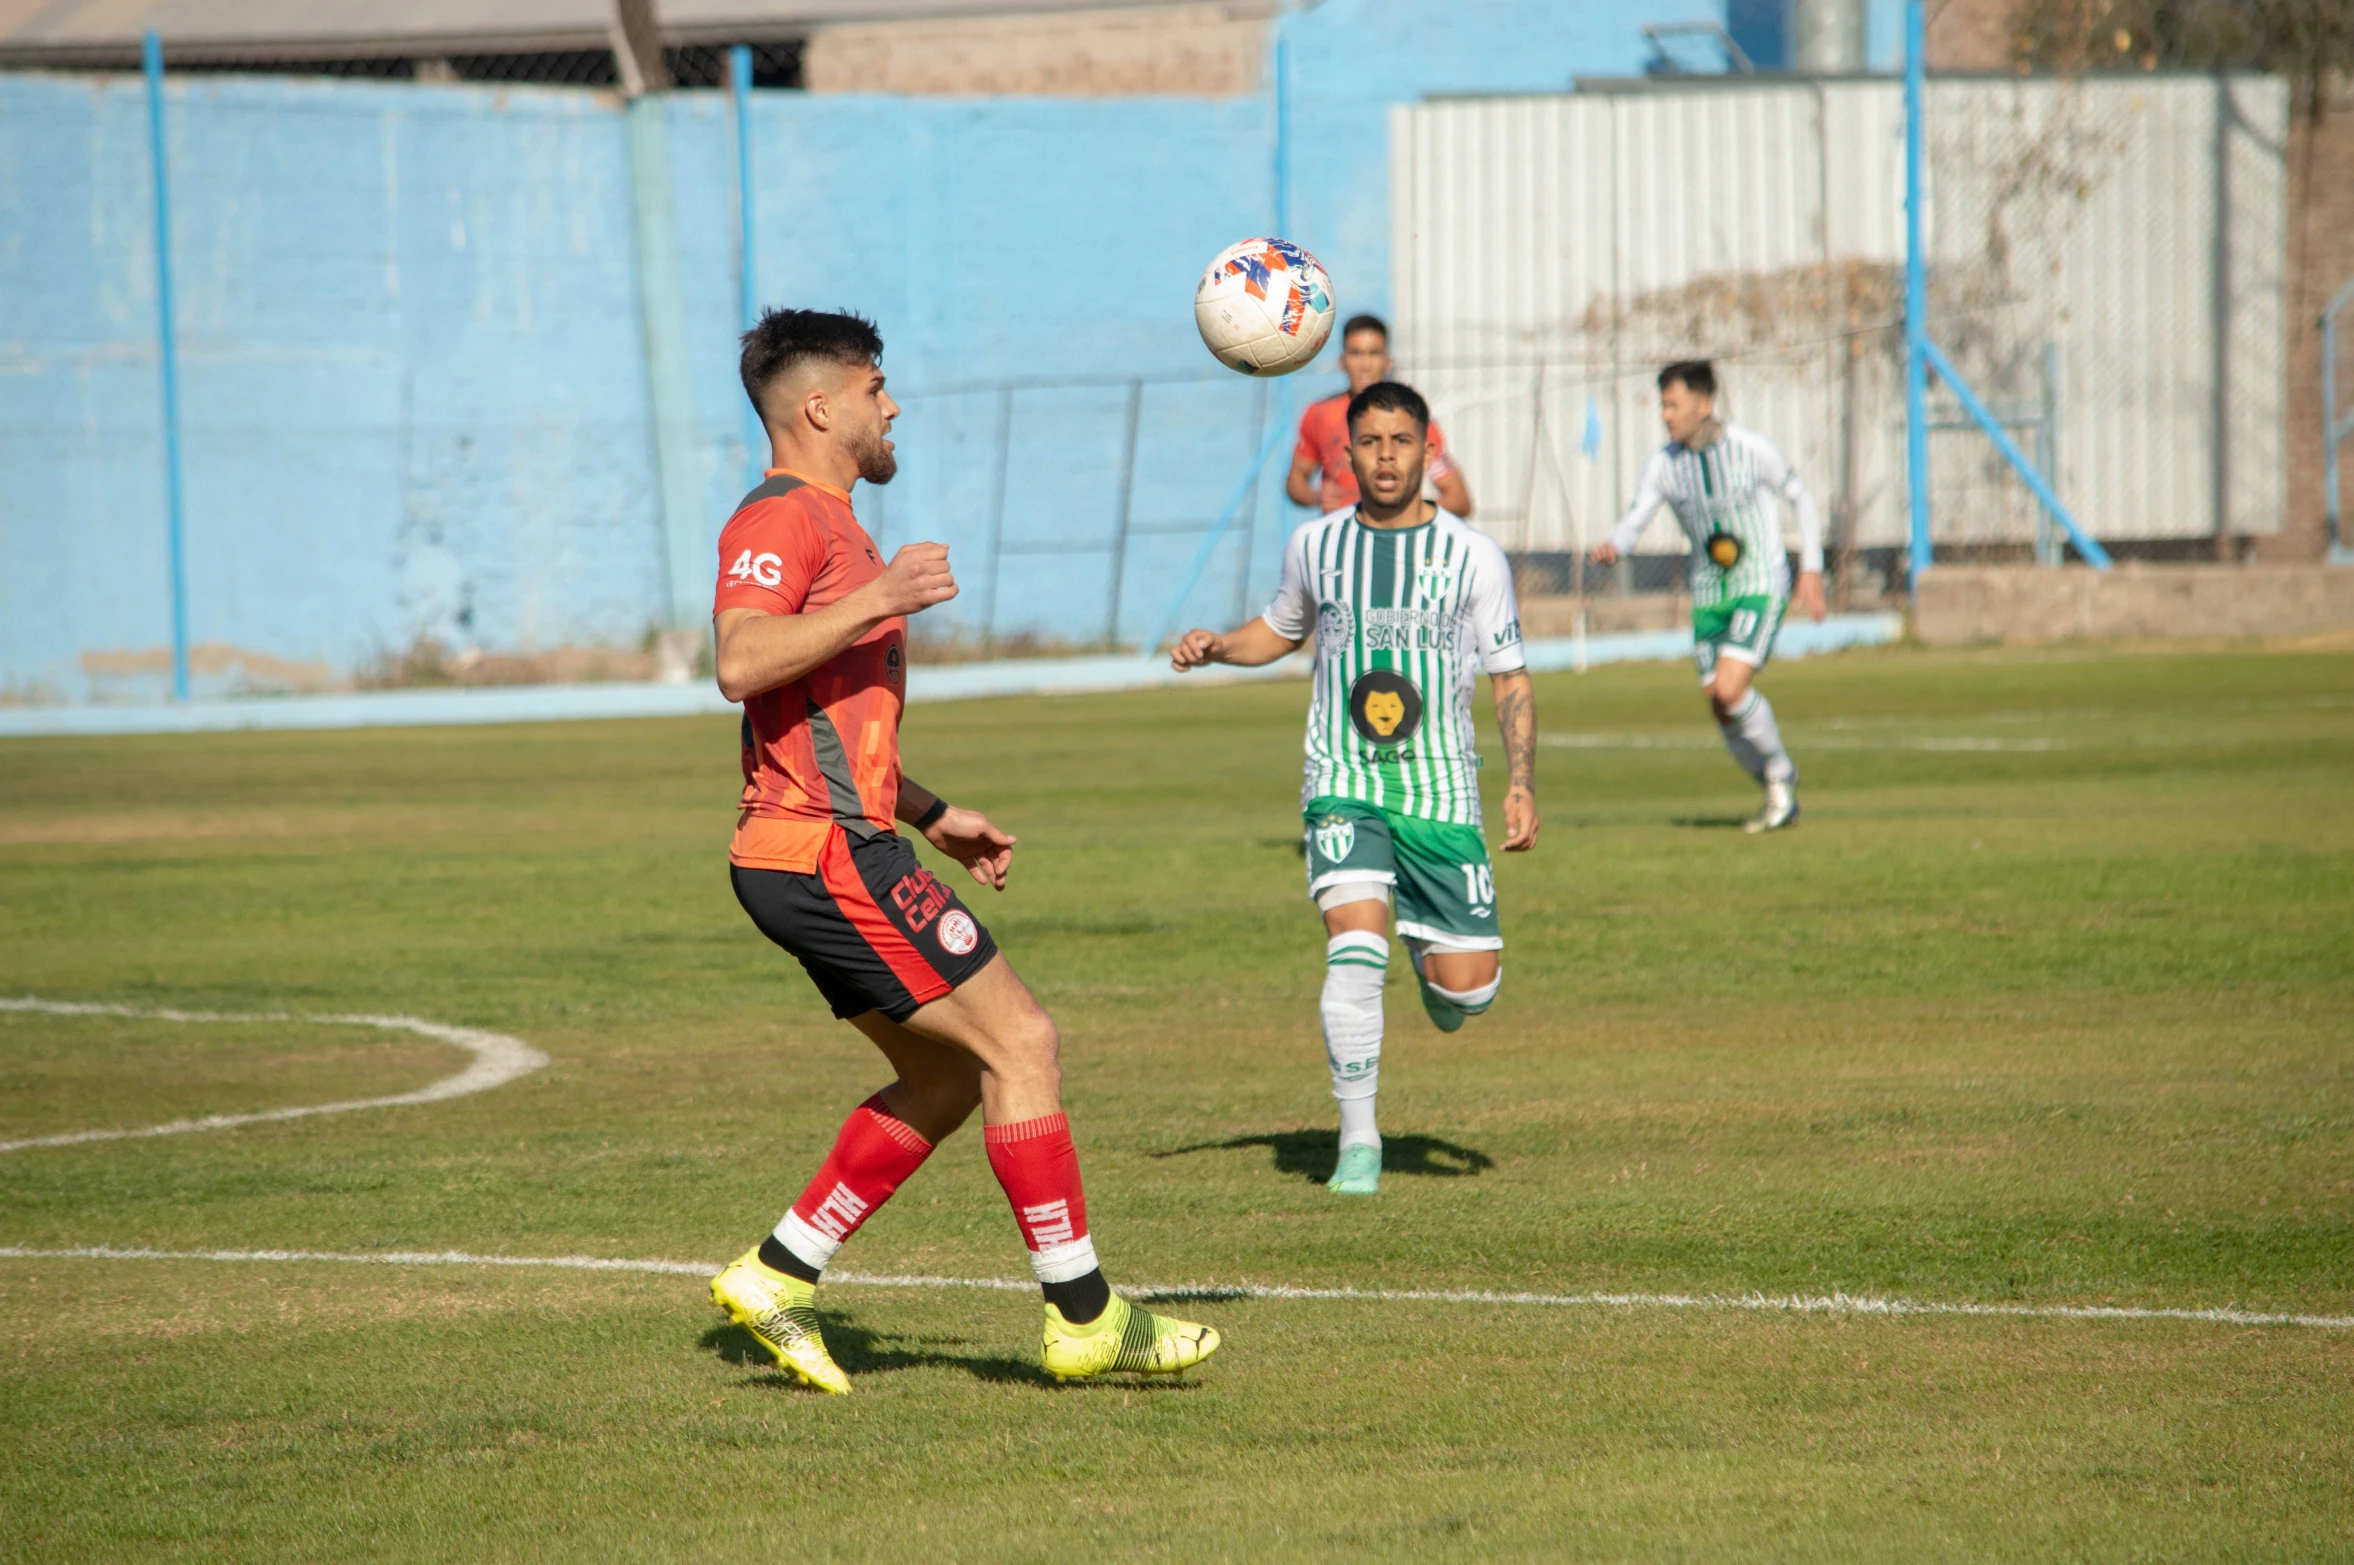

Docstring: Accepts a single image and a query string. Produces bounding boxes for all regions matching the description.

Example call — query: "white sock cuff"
[1429,972,1501,1011]
[1028,1235,1100,1285]
[1326,931,1389,967]
[1727,689,1762,721]
[773,1210,841,1274]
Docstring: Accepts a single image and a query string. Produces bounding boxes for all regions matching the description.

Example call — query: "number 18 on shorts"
[1303,796,1502,951]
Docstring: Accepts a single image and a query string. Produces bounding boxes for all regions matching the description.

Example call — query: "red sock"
[983,1112,1101,1284]
[771,1093,934,1274]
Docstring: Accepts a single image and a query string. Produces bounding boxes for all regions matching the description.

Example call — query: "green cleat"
[1327,1142,1382,1194]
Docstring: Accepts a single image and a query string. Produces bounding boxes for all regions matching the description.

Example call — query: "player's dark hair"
[1346,379,1430,435]
[740,308,884,413]
[1658,359,1716,397]
[1341,313,1389,344]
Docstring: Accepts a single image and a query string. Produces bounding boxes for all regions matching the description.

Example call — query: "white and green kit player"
[1589,360,1827,832]
[1173,381,1539,1195]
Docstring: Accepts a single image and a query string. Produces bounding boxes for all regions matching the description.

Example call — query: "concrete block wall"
[0,0,1710,705]
[1915,563,2354,645]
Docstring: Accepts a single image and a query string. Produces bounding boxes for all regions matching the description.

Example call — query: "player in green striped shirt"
[1171,381,1539,1195]
[1589,361,1827,832]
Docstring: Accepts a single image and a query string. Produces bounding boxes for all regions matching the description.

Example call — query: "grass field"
[3,642,2350,1560]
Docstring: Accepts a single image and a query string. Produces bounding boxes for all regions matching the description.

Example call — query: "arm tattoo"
[1496,678,1536,792]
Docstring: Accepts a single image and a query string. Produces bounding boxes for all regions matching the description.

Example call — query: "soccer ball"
[1193,237,1336,376]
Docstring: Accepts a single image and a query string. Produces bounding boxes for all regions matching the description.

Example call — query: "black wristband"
[911,795,949,831]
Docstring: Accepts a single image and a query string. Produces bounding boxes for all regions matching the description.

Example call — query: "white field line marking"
[0,998,548,1154]
[1541,733,2063,752]
[1,1245,2345,1332]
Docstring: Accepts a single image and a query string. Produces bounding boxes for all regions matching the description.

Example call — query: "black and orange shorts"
[731,828,999,1022]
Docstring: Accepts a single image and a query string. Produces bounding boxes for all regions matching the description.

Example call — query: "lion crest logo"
[1346,669,1423,748]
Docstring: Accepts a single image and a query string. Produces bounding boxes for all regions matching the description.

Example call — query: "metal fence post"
[1233,380,1271,623]
[2036,341,2061,566]
[1271,32,1289,240]
[1104,379,1142,646]
[1903,0,1931,597]
[732,44,762,487]
[980,386,1013,652]
[2211,71,2233,559]
[2325,277,2354,563]
[143,32,190,702]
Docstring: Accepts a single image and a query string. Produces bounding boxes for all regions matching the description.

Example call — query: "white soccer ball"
[1193,237,1336,377]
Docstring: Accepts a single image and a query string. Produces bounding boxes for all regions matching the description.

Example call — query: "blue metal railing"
[143,33,191,702]
[1902,0,2110,591]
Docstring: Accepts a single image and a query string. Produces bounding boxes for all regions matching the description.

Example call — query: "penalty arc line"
[0,998,548,1154]
[0,1246,2346,1332]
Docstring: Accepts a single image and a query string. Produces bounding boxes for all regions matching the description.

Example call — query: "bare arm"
[1491,669,1539,851]
[714,542,955,702]
[1284,450,1323,509]
[1434,469,1475,519]
[897,775,1017,890]
[1168,616,1305,671]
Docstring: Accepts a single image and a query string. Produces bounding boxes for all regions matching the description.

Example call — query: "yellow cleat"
[1041,1291,1221,1382]
[709,1247,851,1395]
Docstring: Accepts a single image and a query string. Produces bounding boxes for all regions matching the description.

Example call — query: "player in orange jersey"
[1286,314,1472,518]
[703,308,1220,1392]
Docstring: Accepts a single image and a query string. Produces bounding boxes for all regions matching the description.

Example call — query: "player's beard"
[851,423,898,485]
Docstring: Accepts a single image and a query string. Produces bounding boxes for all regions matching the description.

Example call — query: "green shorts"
[1303,796,1501,951]
[1693,594,1787,682]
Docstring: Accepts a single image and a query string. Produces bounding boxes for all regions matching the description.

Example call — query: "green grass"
[2,643,2350,1560]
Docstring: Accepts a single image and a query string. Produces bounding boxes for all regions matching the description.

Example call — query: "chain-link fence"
[1393,51,2301,606]
[0,40,801,88]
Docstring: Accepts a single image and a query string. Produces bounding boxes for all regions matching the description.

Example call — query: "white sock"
[1721,688,1795,785]
[1427,971,1501,1015]
[1322,931,1387,1150]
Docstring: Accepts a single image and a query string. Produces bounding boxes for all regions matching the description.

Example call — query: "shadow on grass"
[1670,814,1751,829]
[699,1318,1203,1395]
[1150,1129,1493,1184]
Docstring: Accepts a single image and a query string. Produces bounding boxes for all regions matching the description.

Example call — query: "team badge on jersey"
[1413,561,1458,601]
[1312,814,1356,863]
[937,909,979,956]
[1347,669,1423,746]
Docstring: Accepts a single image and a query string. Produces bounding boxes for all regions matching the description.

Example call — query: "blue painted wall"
[0,0,1724,703]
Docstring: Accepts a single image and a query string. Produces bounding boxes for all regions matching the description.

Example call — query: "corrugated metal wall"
[1390,76,2287,562]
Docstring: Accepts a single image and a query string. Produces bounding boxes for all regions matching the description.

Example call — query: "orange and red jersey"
[713,471,906,873]
[1294,392,1459,513]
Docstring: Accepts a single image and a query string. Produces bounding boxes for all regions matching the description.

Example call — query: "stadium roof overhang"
[0,0,1194,69]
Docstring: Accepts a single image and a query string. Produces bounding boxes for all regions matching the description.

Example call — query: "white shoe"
[1745,778,1799,833]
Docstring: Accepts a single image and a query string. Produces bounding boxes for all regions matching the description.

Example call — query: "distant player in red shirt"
[704,309,1220,1392]
[1286,313,1473,518]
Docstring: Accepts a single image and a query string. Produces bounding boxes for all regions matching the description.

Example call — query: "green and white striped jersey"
[1607,423,1824,609]
[1263,508,1526,826]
